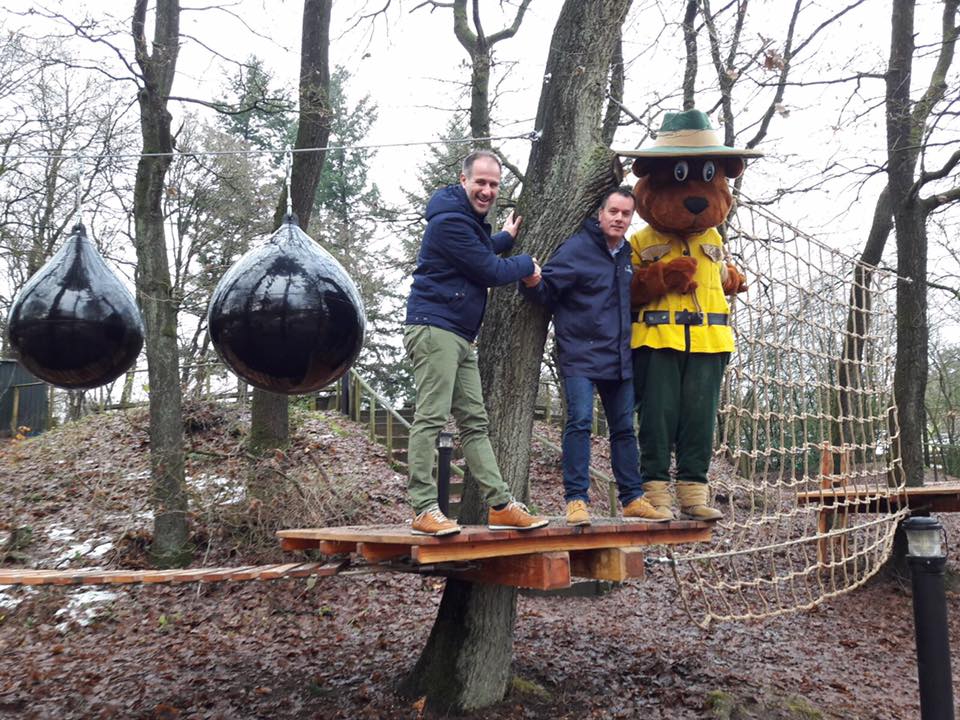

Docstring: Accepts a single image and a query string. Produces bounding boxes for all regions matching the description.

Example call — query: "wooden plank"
[410,527,712,564]
[82,570,145,585]
[277,519,708,546]
[280,536,322,551]
[319,540,358,555]
[240,563,302,581]
[286,559,350,578]
[444,552,571,590]
[358,542,410,562]
[569,547,646,582]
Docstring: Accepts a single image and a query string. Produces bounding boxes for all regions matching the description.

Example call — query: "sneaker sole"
[488,520,550,531]
[411,527,461,536]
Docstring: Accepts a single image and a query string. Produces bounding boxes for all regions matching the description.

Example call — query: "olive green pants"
[403,325,512,515]
[633,348,729,484]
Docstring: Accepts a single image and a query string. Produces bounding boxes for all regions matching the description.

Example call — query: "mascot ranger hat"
[619,109,764,159]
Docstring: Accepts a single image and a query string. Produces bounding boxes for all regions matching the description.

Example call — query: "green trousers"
[633,348,729,485]
[403,325,512,515]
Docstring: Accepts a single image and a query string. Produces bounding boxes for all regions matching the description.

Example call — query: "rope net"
[670,201,908,626]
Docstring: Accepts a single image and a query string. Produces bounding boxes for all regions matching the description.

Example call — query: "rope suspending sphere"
[207,214,365,394]
[6,223,144,389]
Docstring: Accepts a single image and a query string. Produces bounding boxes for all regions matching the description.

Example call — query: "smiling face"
[632,156,744,237]
[597,192,636,246]
[460,156,502,216]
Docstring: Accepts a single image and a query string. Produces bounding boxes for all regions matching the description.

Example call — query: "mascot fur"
[626,109,760,520]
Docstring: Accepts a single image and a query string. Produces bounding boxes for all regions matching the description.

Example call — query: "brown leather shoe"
[623,496,672,522]
[565,500,591,526]
[411,505,461,536]
[488,500,549,531]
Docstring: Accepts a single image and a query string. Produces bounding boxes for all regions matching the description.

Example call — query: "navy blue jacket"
[520,218,633,381]
[406,184,534,342]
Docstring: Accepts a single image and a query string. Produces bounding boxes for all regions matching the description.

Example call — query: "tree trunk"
[469,48,491,143]
[887,0,927,488]
[835,186,893,467]
[248,0,332,454]
[893,201,928,487]
[131,0,190,567]
[401,1,631,712]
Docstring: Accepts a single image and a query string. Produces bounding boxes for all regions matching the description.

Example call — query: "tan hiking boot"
[411,505,461,536]
[565,499,591,527]
[488,499,550,531]
[676,481,723,521]
[623,496,672,522]
[641,480,675,521]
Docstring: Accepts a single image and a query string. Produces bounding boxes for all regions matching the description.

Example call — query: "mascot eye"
[702,161,716,182]
[673,161,689,182]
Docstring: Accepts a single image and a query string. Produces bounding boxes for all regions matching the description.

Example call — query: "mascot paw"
[631,262,668,306]
[663,256,698,293]
[723,264,748,294]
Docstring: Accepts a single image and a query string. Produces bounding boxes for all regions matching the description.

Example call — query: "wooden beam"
[411,527,711,564]
[569,547,645,582]
[358,542,409,562]
[319,540,358,555]
[280,536,320,551]
[443,552,571,590]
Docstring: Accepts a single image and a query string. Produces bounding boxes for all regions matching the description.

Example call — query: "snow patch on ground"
[187,472,245,504]
[0,585,34,611]
[54,588,118,632]
[46,524,114,566]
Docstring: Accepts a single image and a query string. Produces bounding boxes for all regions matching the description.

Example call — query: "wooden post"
[386,410,394,460]
[607,481,618,517]
[369,391,376,440]
[10,386,20,434]
[352,375,361,421]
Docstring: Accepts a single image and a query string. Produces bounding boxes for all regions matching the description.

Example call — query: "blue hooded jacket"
[520,217,633,381]
[406,184,535,342]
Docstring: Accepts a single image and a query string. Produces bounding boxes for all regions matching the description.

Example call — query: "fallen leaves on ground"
[0,405,957,719]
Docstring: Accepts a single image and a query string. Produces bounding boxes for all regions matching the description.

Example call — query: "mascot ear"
[632,158,654,178]
[722,157,746,179]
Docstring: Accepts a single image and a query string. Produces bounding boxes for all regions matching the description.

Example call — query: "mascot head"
[628,110,762,237]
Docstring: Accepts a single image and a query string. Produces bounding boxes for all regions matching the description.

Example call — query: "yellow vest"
[629,226,735,353]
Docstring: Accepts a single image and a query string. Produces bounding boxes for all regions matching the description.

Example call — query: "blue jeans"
[561,376,645,506]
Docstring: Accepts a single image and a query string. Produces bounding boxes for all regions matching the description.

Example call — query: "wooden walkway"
[277,518,713,591]
[0,561,348,587]
[796,482,960,514]
[0,520,714,591]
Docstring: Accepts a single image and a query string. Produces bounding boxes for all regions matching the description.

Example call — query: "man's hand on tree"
[502,211,522,238]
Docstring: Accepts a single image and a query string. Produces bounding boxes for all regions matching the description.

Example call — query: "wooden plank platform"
[796,482,960,514]
[279,519,710,560]
[278,519,712,590]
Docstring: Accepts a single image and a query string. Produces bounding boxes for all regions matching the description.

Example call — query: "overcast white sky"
[3,0,957,342]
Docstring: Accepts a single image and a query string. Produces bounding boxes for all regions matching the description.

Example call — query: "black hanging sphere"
[207,216,366,394]
[6,223,144,389]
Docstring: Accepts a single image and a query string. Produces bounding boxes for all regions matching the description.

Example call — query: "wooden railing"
[342,370,618,515]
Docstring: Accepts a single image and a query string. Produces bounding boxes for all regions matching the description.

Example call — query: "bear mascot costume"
[627,109,761,521]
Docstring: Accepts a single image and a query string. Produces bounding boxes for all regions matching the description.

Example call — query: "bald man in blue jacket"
[404,150,549,536]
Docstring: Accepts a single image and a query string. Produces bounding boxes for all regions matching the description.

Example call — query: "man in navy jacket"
[404,150,549,536]
[520,187,671,526]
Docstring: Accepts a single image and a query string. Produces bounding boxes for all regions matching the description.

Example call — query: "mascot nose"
[684,197,709,215]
